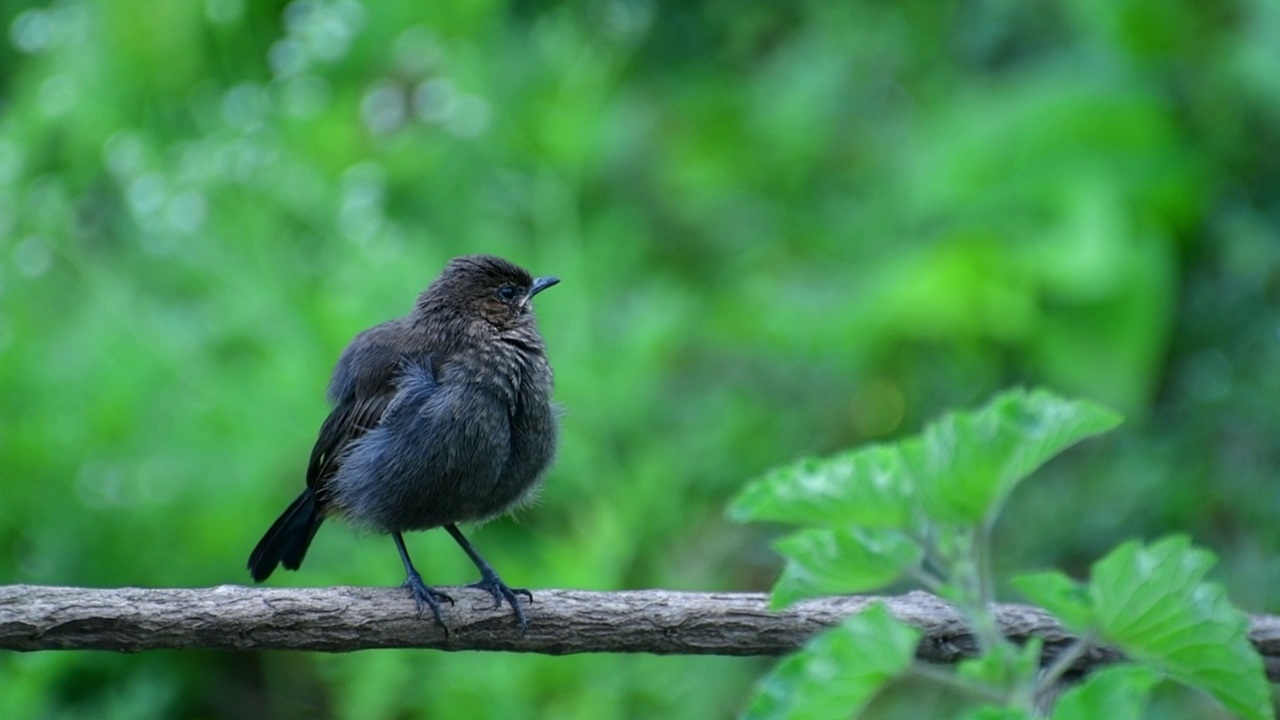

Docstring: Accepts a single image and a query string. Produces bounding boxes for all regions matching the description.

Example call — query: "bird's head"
[417,254,559,332]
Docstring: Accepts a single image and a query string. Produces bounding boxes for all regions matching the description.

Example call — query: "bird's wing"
[306,353,438,498]
[305,391,396,493]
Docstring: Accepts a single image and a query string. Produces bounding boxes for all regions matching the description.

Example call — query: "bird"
[246,254,560,632]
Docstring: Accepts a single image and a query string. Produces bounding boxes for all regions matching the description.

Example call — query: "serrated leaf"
[1087,536,1272,720]
[901,389,1122,524]
[728,445,915,529]
[746,603,920,720]
[771,527,923,607]
[1012,571,1094,630]
[1050,665,1160,720]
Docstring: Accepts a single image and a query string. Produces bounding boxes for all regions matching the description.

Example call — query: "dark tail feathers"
[247,488,324,582]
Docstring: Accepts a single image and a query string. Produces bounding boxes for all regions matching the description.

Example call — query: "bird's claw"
[403,571,454,635]
[467,576,531,632]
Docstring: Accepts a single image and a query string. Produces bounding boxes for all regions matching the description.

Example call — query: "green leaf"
[957,637,1043,692]
[1050,665,1160,720]
[745,603,920,720]
[1085,536,1273,720]
[727,445,915,529]
[956,707,1035,720]
[771,527,923,607]
[901,388,1122,524]
[1012,571,1094,629]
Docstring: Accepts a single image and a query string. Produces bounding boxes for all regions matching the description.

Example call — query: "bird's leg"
[393,532,453,632]
[444,524,532,632]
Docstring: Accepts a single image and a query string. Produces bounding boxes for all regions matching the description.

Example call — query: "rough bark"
[3,584,1279,680]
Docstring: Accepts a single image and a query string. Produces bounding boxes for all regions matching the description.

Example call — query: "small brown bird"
[247,255,560,631]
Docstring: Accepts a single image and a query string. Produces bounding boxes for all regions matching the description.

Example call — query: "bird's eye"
[497,285,519,301]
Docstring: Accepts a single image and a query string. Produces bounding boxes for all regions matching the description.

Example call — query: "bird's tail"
[247,488,324,582]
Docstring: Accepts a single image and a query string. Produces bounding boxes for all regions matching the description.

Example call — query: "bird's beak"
[528,276,560,298]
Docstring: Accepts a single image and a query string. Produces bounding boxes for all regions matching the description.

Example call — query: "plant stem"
[910,661,1010,705]
[907,565,949,595]
[978,516,996,611]
[1034,636,1094,698]
[962,523,1006,655]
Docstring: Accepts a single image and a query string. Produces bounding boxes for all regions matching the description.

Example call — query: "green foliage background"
[0,0,1277,718]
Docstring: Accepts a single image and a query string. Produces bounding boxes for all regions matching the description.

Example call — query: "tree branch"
[3,584,1279,680]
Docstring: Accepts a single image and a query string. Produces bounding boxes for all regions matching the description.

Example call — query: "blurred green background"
[1,0,1278,717]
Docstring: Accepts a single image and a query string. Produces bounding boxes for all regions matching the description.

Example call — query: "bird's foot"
[467,574,532,633]
[403,571,454,633]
